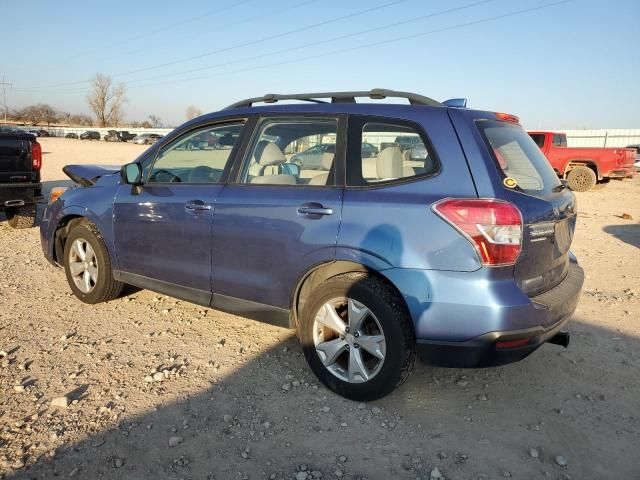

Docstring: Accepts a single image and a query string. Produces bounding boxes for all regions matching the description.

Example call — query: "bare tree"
[141,120,152,128]
[185,105,202,120]
[19,105,42,126]
[38,104,58,127]
[148,114,162,128]
[69,114,93,126]
[87,73,127,127]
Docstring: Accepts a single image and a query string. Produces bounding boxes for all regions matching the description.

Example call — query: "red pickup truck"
[527,131,635,191]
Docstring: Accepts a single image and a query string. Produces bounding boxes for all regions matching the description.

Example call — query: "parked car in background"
[394,135,422,151]
[40,89,583,400]
[528,131,635,191]
[626,144,640,171]
[104,130,121,142]
[290,143,336,169]
[80,131,101,140]
[118,131,136,142]
[36,129,50,137]
[65,133,79,139]
[0,126,42,228]
[132,133,162,145]
[361,142,379,158]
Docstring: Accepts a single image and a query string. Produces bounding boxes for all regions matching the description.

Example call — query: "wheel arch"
[290,260,414,338]
[564,159,600,180]
[52,214,89,264]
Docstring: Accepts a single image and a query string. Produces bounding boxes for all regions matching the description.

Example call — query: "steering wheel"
[151,169,181,183]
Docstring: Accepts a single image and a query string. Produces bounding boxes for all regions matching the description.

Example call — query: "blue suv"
[40,89,583,400]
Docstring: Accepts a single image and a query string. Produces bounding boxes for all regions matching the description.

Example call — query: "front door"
[211,115,345,311]
[113,121,246,304]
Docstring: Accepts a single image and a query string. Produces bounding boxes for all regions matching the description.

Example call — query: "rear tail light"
[432,198,522,266]
[32,142,42,170]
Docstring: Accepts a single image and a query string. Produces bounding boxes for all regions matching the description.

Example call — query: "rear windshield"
[478,121,561,196]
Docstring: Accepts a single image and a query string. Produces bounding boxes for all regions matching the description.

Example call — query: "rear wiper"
[552,181,568,192]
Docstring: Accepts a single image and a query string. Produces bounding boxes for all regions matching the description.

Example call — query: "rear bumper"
[415,262,584,368]
[607,166,635,178]
[0,182,42,207]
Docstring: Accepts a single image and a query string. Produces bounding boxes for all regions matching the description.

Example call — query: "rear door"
[210,115,345,311]
[451,110,577,302]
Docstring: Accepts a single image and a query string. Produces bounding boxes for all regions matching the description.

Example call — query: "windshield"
[478,121,562,195]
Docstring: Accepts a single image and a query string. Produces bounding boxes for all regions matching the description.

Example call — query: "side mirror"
[121,163,143,186]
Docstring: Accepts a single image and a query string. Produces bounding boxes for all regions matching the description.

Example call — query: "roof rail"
[224,88,443,110]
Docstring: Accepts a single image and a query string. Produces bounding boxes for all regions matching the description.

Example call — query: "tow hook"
[548,331,570,348]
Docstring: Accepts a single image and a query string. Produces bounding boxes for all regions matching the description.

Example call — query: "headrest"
[258,142,286,166]
[321,152,334,170]
[376,146,403,179]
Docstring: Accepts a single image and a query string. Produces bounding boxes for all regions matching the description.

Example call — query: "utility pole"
[1,76,12,124]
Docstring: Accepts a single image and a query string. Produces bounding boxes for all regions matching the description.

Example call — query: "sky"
[2,0,639,129]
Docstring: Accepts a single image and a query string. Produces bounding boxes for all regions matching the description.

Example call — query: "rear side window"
[347,120,438,186]
[479,121,561,195]
[552,134,567,147]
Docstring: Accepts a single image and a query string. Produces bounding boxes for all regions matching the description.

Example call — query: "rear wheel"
[566,166,597,192]
[63,223,123,304]
[6,205,37,229]
[300,273,415,401]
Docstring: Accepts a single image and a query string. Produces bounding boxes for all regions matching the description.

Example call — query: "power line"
[120,0,493,86]
[12,0,571,98]
[123,0,572,92]
[25,0,257,76]
[19,0,409,90]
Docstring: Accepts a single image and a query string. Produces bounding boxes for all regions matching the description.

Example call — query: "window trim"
[144,117,250,185]
[345,115,441,189]
[229,113,347,189]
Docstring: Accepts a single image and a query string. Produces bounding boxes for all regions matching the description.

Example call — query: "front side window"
[147,122,243,183]
[479,121,562,195]
[529,133,545,149]
[240,118,338,186]
[348,121,438,186]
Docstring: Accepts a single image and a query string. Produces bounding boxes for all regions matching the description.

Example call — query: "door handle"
[185,200,212,211]
[297,204,333,216]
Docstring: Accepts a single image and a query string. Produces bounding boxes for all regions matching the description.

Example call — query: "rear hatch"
[478,119,577,298]
[0,131,35,183]
[450,109,578,302]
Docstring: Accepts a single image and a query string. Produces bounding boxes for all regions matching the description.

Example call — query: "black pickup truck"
[0,126,42,228]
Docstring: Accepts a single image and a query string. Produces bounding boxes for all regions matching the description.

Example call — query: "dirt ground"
[1,137,639,480]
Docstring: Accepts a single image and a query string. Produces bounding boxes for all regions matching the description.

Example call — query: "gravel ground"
[1,138,639,479]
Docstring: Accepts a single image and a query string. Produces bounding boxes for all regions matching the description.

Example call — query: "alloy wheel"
[68,238,98,293]
[312,298,386,383]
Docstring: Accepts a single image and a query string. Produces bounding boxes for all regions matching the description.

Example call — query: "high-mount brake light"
[432,198,523,266]
[32,142,42,170]
[495,112,520,124]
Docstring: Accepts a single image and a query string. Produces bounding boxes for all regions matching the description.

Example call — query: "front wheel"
[63,223,123,304]
[300,273,415,401]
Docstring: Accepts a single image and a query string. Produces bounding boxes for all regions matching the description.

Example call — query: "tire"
[566,166,597,192]
[63,222,123,304]
[300,273,415,401]
[7,205,37,229]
